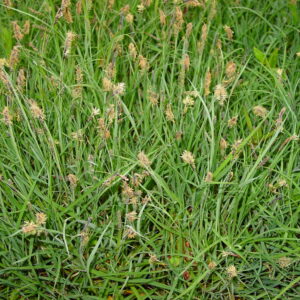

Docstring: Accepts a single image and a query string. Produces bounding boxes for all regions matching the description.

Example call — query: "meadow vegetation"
[0,0,300,298]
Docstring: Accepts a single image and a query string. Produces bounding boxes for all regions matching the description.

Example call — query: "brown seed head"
[214,84,227,105]
[126,211,138,222]
[226,61,236,78]
[17,68,26,91]
[2,106,13,125]
[138,151,152,167]
[224,25,234,40]
[181,150,195,168]
[253,105,268,118]
[29,100,45,121]
[138,55,149,72]
[63,31,76,58]
[228,116,238,128]
[128,43,137,59]
[159,9,166,26]
[22,221,38,235]
[12,21,24,41]
[165,104,175,122]
[220,137,228,151]
[67,174,78,188]
[9,45,21,69]
[204,69,211,96]
[36,212,47,225]
[226,265,238,278]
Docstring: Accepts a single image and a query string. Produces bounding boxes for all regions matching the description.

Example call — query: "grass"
[0,0,300,298]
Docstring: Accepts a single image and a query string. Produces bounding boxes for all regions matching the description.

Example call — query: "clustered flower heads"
[181,150,195,169]
[226,265,238,278]
[28,99,45,121]
[22,212,47,235]
[102,77,126,96]
[137,151,151,168]
[253,105,268,118]
[214,84,228,105]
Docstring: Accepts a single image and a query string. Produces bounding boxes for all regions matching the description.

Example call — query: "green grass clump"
[0,0,300,298]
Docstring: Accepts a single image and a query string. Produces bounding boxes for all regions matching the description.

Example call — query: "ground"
[0,0,300,299]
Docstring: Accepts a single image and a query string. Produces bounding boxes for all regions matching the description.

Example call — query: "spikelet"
[17,68,26,91]
[208,261,217,270]
[2,106,13,125]
[182,54,190,70]
[102,77,113,92]
[224,25,234,40]
[125,13,134,24]
[105,62,116,79]
[36,212,47,225]
[181,150,195,168]
[112,82,126,96]
[138,55,149,72]
[165,104,175,122]
[205,171,213,182]
[72,66,83,98]
[90,107,100,119]
[179,54,190,87]
[253,106,268,118]
[0,59,7,68]
[107,104,115,123]
[126,211,138,222]
[124,226,138,239]
[120,5,130,15]
[208,0,217,20]
[231,139,243,156]
[64,7,73,23]
[159,9,166,26]
[75,65,83,83]
[0,67,11,90]
[175,131,182,141]
[182,96,194,113]
[186,22,193,38]
[4,0,12,6]
[214,84,227,105]
[128,43,137,59]
[12,21,24,41]
[173,6,184,34]
[63,31,76,58]
[278,257,292,268]
[275,107,286,129]
[71,129,84,141]
[142,0,152,7]
[22,221,38,235]
[220,137,228,151]
[9,45,21,69]
[276,68,283,82]
[56,0,72,22]
[198,23,208,53]
[225,61,236,79]
[216,39,222,51]
[67,173,78,188]
[138,151,151,167]
[228,116,238,128]
[148,90,159,105]
[28,99,45,121]
[23,20,31,35]
[108,0,115,9]
[279,135,298,150]
[226,265,238,278]
[204,69,211,96]
[76,0,82,14]
[98,118,110,139]
[137,4,145,13]
[185,0,203,7]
